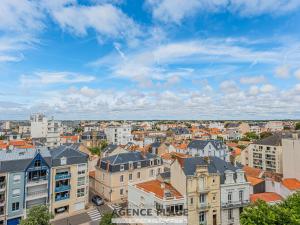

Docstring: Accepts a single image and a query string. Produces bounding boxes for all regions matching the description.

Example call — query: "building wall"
[50,163,89,217]
[7,172,25,220]
[95,164,164,202]
[282,138,300,180]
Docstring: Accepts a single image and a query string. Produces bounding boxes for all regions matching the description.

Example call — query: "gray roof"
[188,140,226,150]
[50,144,88,166]
[226,123,240,128]
[170,127,191,135]
[0,148,52,172]
[103,144,119,154]
[181,156,242,184]
[0,144,88,172]
[254,132,299,146]
[101,151,156,165]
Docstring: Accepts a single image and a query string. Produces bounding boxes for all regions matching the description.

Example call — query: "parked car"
[92,195,104,206]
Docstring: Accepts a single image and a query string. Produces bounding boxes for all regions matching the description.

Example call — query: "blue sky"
[1,0,300,120]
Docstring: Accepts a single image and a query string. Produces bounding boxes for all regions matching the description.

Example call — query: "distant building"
[104,125,133,145]
[187,140,229,161]
[265,121,283,132]
[282,133,300,180]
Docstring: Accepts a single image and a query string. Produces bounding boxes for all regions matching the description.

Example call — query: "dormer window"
[60,157,67,165]
[120,164,124,171]
[156,159,160,165]
[129,161,133,169]
[34,160,41,167]
[137,162,141,168]
[150,159,154,166]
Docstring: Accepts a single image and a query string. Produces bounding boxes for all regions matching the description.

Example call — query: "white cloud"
[0,0,44,32]
[49,3,140,40]
[20,71,95,87]
[240,75,266,84]
[260,84,276,93]
[248,85,260,95]
[220,80,239,93]
[146,0,300,23]
[294,69,300,79]
[275,65,290,78]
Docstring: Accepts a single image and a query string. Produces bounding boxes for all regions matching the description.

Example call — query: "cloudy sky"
[1,0,300,120]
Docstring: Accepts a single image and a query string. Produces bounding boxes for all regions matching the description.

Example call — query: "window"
[137,172,141,179]
[34,160,41,167]
[199,212,205,223]
[12,189,20,198]
[149,169,154,177]
[190,197,193,205]
[78,164,86,175]
[228,192,232,203]
[129,173,132,181]
[199,194,205,203]
[120,164,124,171]
[120,175,124,182]
[150,159,154,166]
[228,209,233,219]
[137,162,141,168]
[239,190,244,202]
[120,189,124,195]
[77,177,85,186]
[12,202,19,211]
[60,157,67,165]
[77,188,85,197]
[129,162,133,169]
[13,175,21,183]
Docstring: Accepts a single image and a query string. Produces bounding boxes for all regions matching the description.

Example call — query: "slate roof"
[180,156,242,184]
[170,127,191,135]
[103,144,119,154]
[50,144,88,166]
[188,140,226,150]
[0,144,88,172]
[254,132,300,146]
[0,147,52,172]
[101,151,156,165]
[226,123,240,128]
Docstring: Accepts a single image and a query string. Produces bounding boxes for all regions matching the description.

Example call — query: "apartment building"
[170,157,221,225]
[95,151,164,202]
[247,134,283,173]
[219,163,250,225]
[50,146,89,217]
[104,125,133,145]
[282,133,300,180]
[187,140,229,161]
[30,114,61,148]
[128,179,187,225]
[0,174,6,225]
[0,145,88,225]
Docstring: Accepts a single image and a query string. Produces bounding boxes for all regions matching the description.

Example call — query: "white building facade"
[104,125,133,145]
[221,169,250,225]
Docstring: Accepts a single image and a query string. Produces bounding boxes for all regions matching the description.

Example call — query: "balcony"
[26,177,48,187]
[198,203,210,211]
[55,195,70,202]
[55,185,71,193]
[27,190,48,201]
[55,174,71,180]
[222,200,250,209]
[0,198,5,207]
[198,187,209,193]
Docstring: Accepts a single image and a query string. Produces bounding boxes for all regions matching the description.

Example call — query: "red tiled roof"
[89,171,96,179]
[250,192,283,203]
[136,180,183,200]
[247,175,264,186]
[282,178,300,191]
[243,166,263,178]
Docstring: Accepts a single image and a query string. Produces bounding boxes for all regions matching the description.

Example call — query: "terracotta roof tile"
[243,166,263,178]
[247,175,264,186]
[282,178,300,191]
[250,192,283,203]
[136,180,183,200]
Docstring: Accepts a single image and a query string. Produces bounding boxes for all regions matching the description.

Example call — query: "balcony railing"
[198,203,210,211]
[55,195,70,202]
[55,174,71,180]
[55,185,71,193]
[26,176,48,186]
[222,200,250,209]
[27,190,48,198]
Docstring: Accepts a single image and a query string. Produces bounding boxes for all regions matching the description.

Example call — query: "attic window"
[120,164,124,171]
[60,157,67,165]
[34,160,41,167]
[137,162,141,168]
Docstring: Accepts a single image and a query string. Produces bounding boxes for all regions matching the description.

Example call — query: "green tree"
[295,122,300,130]
[241,192,300,225]
[99,213,115,225]
[89,147,101,155]
[244,132,259,140]
[0,135,4,140]
[20,205,53,225]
